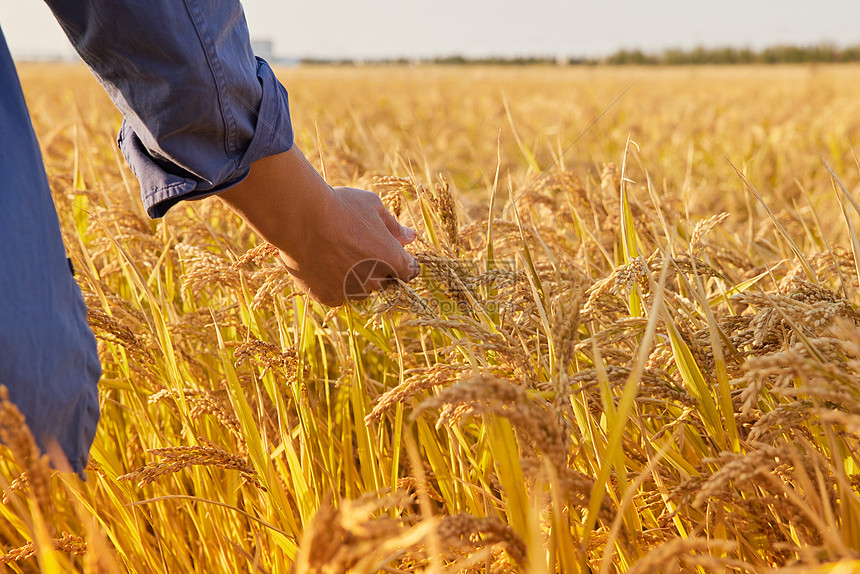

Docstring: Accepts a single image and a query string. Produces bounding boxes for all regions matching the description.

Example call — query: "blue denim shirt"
[47,0,295,217]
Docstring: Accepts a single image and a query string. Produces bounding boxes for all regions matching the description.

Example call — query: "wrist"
[217,147,333,250]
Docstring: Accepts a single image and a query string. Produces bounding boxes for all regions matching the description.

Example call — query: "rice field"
[3,62,860,572]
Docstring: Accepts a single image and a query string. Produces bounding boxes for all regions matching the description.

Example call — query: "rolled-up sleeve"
[45,0,294,218]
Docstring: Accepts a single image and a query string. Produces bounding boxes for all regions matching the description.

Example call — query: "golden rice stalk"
[456,218,531,253]
[0,541,35,564]
[692,443,796,508]
[373,176,404,217]
[148,388,246,454]
[2,473,30,505]
[404,316,531,379]
[571,317,648,355]
[465,267,527,291]
[435,513,526,568]
[250,266,295,309]
[367,280,438,320]
[233,339,302,381]
[690,212,730,256]
[0,385,52,515]
[779,247,860,291]
[818,409,860,436]
[735,330,860,417]
[230,242,296,306]
[0,532,87,564]
[599,162,620,220]
[432,175,459,250]
[296,490,526,572]
[175,243,245,296]
[581,257,651,319]
[627,538,737,574]
[294,491,415,574]
[557,364,694,407]
[373,175,421,218]
[747,401,814,443]
[365,362,472,423]
[412,251,476,312]
[231,241,280,269]
[730,282,859,349]
[117,436,263,490]
[86,306,155,368]
[413,376,567,466]
[527,169,590,216]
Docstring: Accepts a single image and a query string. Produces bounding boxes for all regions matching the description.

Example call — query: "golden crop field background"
[3,62,860,572]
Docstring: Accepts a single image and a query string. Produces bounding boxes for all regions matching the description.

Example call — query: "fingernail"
[403,227,417,242]
[408,257,420,281]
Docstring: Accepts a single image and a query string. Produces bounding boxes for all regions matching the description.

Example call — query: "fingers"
[343,232,419,301]
[339,256,402,304]
[400,226,417,246]
[403,252,421,282]
[365,242,419,289]
[377,202,417,247]
[371,199,419,282]
[385,237,420,283]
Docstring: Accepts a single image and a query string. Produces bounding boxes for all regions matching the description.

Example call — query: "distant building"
[251,39,274,61]
[249,38,299,67]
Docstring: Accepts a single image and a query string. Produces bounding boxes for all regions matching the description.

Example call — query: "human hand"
[278,185,419,305]
[218,148,419,306]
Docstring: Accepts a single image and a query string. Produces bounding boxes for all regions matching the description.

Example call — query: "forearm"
[218,147,333,248]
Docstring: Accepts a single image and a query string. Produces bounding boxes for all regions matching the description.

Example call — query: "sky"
[0,1,859,61]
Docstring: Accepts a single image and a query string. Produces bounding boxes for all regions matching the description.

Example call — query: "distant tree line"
[299,55,568,66]
[604,44,860,65]
[300,44,860,66]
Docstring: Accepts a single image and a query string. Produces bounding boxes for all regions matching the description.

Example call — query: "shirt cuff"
[118,57,294,219]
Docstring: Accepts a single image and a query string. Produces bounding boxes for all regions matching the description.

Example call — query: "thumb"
[375,205,420,281]
[383,236,420,283]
